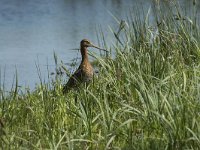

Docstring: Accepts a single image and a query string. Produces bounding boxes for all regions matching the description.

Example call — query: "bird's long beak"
[89,43,108,52]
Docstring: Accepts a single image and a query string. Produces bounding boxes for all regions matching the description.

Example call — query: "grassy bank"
[1,2,200,149]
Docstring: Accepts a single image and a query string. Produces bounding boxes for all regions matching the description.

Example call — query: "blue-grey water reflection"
[0,0,199,89]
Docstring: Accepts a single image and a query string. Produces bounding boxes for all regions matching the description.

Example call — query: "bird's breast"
[81,62,93,82]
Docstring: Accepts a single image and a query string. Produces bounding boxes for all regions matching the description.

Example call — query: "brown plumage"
[63,39,104,93]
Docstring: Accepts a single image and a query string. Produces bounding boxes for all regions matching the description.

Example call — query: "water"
[0,0,199,90]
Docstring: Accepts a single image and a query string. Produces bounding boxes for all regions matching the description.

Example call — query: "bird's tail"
[62,84,69,94]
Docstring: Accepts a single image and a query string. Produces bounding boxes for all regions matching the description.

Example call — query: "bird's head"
[81,39,95,48]
[80,39,107,51]
[80,39,108,52]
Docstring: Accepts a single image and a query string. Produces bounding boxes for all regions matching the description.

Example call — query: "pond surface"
[0,0,199,89]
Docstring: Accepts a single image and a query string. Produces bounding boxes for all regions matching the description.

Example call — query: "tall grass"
[0,2,200,149]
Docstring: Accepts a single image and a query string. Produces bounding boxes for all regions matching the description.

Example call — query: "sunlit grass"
[0,2,200,149]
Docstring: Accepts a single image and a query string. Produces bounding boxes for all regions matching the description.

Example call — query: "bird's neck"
[81,46,89,62]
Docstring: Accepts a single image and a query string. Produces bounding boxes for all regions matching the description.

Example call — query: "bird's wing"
[63,68,83,93]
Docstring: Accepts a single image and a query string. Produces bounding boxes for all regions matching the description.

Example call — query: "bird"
[63,39,106,93]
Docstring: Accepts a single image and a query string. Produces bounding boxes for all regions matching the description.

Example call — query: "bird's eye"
[85,41,90,45]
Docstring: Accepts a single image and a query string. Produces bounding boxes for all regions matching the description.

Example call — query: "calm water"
[0,0,199,89]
